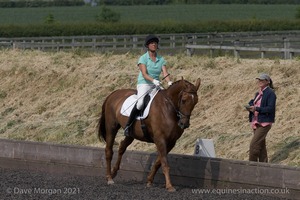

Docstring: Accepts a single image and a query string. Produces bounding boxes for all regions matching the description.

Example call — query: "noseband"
[177,111,190,120]
[164,89,197,127]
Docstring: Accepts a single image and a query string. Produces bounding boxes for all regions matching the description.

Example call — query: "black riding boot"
[124,105,140,136]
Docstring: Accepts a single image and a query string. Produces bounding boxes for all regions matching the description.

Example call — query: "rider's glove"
[168,81,173,86]
[152,79,161,86]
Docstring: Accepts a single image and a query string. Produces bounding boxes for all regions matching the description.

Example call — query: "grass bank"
[0,49,299,167]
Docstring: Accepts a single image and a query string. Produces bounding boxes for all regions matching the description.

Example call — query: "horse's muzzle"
[178,121,190,129]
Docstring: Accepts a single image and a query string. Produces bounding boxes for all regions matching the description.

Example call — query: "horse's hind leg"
[105,146,114,184]
[105,124,120,185]
[111,136,134,178]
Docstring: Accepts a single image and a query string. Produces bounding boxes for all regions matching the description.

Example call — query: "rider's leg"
[136,84,152,110]
[124,84,152,136]
[124,104,140,136]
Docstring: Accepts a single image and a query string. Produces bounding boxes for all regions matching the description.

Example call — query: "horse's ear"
[180,77,185,88]
[195,78,201,91]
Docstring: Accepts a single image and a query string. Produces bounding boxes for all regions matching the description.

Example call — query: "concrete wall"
[0,139,299,199]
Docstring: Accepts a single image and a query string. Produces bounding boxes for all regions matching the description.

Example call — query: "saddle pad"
[120,88,159,120]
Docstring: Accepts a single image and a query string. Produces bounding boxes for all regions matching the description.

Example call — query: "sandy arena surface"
[0,167,290,200]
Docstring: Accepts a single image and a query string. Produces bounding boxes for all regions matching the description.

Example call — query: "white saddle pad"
[120,88,159,120]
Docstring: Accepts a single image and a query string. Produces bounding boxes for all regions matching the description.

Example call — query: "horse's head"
[169,78,201,129]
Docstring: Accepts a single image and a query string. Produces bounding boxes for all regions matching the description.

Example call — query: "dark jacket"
[248,87,276,123]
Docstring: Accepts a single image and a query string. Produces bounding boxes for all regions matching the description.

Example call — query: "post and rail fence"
[1,31,300,59]
[185,37,300,59]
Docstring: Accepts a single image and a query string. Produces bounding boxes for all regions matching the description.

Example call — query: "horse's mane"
[168,79,197,93]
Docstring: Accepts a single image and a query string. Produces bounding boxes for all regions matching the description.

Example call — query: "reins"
[162,85,197,121]
[162,94,181,118]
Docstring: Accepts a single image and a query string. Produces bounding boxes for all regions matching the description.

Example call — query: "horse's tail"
[97,98,107,143]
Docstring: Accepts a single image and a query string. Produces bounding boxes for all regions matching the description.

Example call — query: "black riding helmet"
[144,34,159,47]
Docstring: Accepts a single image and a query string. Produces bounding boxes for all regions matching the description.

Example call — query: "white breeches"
[136,84,153,110]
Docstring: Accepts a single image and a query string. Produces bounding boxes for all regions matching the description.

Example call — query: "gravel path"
[0,167,289,200]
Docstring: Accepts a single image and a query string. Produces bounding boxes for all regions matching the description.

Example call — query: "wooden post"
[113,37,117,49]
[72,38,75,50]
[210,49,214,58]
[289,52,294,59]
[261,51,265,59]
[283,37,290,59]
[124,37,127,48]
[92,38,96,50]
[31,40,34,50]
[133,36,137,48]
[192,35,197,45]
[234,40,240,59]
[234,49,240,59]
[170,35,175,48]
[186,48,193,56]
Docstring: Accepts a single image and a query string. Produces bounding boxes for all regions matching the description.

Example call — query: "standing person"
[124,34,173,136]
[246,73,276,162]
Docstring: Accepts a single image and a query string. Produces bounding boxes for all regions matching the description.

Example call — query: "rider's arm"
[138,63,155,82]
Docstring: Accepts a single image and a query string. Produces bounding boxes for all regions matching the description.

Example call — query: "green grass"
[0,90,7,99]
[270,137,300,164]
[0,4,297,25]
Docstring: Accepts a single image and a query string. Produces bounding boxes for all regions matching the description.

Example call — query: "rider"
[124,34,173,136]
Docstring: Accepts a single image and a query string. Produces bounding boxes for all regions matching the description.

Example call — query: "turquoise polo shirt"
[137,52,166,84]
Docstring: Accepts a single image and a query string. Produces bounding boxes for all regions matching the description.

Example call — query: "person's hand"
[245,105,251,111]
[152,79,161,86]
[168,81,173,86]
[250,106,256,112]
[248,106,256,112]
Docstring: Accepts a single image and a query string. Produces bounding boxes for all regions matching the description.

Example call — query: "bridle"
[176,90,196,120]
[164,88,197,124]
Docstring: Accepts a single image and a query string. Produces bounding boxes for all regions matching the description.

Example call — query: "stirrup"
[124,126,130,137]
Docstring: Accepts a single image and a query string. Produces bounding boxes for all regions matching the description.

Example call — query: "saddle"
[120,88,159,119]
[121,88,159,142]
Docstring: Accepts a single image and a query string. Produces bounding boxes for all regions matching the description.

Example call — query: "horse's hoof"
[167,187,176,192]
[107,180,115,185]
[111,171,117,179]
[146,182,152,188]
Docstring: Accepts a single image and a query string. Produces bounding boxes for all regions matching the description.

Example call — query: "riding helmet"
[144,34,159,47]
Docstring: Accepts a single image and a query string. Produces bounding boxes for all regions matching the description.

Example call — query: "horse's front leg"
[147,142,176,189]
[111,136,134,178]
[147,156,161,187]
[155,141,176,192]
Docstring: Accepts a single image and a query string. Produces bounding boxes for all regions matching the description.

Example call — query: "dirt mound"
[0,50,299,166]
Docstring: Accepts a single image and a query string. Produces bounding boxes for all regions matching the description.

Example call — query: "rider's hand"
[152,79,161,86]
[168,81,173,86]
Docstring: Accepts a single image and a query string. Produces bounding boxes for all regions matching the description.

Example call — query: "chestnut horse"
[98,78,201,192]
